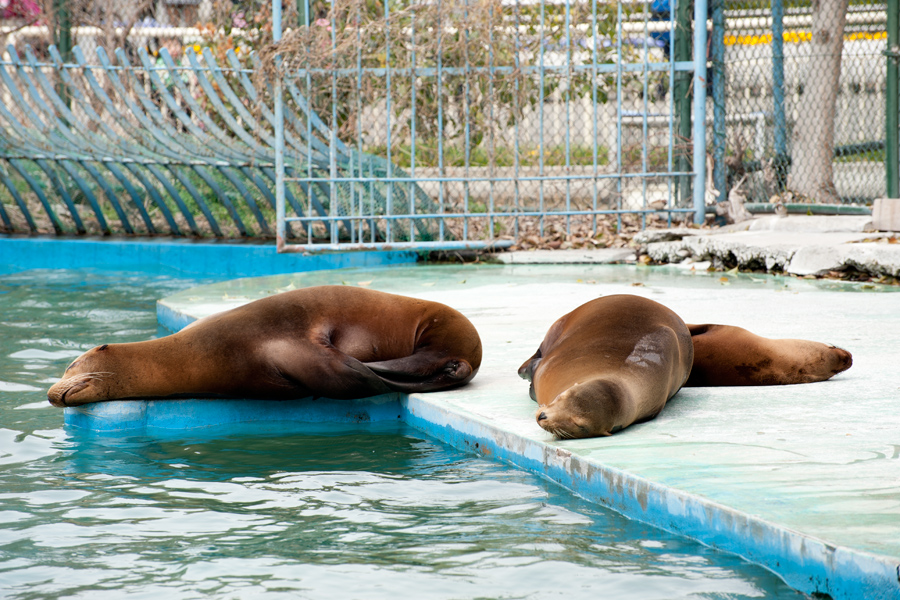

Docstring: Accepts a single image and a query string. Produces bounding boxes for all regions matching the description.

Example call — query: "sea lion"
[684,323,852,387]
[48,285,482,407]
[518,294,693,439]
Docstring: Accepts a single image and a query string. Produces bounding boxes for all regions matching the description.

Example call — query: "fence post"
[888,0,899,198]
[53,0,72,107]
[711,0,725,204]
[772,0,788,191]
[692,0,708,224]
[674,0,693,208]
[274,0,286,250]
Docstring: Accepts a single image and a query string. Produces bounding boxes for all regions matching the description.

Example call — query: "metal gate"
[272,0,708,253]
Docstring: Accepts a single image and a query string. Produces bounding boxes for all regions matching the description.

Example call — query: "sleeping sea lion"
[684,323,852,386]
[48,285,482,407]
[518,294,693,439]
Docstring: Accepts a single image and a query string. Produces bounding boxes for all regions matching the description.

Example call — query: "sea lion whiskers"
[51,371,114,406]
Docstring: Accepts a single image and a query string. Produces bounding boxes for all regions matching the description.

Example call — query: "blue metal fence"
[272,0,708,253]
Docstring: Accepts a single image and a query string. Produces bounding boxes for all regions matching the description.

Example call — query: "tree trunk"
[787,0,848,203]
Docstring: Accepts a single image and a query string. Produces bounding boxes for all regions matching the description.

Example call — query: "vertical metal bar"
[692,0,708,224]
[712,0,726,203]
[674,0,692,206]
[356,0,367,243]
[304,3,314,244]
[564,0,572,235]
[410,7,418,242]
[274,0,286,250]
[772,0,788,191]
[385,0,394,244]
[513,0,522,240]
[462,0,471,242]
[641,0,650,228]
[54,0,72,106]
[488,2,495,241]
[538,0,546,235]
[330,6,339,245]
[666,0,676,208]
[437,0,446,242]
[887,0,899,198]
[590,0,598,232]
[616,1,623,231]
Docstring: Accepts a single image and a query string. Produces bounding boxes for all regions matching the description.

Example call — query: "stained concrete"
[636,215,900,277]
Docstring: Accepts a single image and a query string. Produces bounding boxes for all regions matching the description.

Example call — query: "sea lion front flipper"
[273,341,392,399]
[364,349,475,393]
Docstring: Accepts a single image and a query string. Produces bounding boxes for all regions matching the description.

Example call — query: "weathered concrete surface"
[494,247,636,264]
[636,215,900,277]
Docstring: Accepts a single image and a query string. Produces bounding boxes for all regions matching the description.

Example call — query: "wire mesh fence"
[713,0,887,209]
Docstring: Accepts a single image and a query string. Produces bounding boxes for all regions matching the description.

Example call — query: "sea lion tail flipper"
[364,350,475,392]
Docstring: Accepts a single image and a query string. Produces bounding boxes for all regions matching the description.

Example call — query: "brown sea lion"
[684,323,852,387]
[518,294,693,439]
[48,286,482,407]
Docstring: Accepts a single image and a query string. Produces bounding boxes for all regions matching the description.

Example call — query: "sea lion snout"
[536,380,627,439]
[48,376,94,407]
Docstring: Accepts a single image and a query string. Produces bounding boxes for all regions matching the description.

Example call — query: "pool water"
[0,270,803,599]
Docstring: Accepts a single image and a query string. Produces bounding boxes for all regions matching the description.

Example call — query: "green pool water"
[0,269,804,599]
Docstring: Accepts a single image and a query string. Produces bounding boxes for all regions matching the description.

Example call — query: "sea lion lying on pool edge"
[683,323,852,387]
[518,294,693,439]
[519,295,853,439]
[48,286,482,407]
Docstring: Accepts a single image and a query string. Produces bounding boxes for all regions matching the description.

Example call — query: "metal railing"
[272,0,709,253]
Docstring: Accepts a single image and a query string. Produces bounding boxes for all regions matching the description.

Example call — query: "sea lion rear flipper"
[364,350,474,393]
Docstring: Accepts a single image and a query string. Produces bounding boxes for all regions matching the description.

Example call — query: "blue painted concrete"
[64,394,405,432]
[401,394,900,600]
[0,235,418,278]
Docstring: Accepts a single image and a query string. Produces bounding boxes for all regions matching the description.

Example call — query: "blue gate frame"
[272,0,708,253]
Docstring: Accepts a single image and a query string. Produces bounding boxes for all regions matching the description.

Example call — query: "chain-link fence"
[714,0,887,208]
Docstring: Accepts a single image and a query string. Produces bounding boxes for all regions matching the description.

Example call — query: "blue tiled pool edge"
[64,389,900,600]
[401,394,900,600]
[0,235,418,278]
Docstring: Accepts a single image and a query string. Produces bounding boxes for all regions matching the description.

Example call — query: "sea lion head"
[826,345,853,377]
[535,378,628,439]
[47,344,119,407]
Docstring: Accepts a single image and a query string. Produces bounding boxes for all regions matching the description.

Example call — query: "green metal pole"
[297,0,308,28]
[674,0,693,206]
[54,0,72,108]
[887,0,899,198]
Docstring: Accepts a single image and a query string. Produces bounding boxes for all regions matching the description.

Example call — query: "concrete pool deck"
[63,262,900,600]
